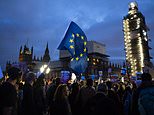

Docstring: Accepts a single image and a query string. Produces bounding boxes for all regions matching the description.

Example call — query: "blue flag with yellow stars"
[58,21,88,74]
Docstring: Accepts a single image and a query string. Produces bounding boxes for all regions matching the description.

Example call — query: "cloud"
[0,0,154,70]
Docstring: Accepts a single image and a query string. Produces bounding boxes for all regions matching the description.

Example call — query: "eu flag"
[58,21,88,74]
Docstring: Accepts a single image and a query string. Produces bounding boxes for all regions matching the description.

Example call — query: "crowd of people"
[0,67,154,115]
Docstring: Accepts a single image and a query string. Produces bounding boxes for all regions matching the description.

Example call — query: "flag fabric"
[58,21,88,74]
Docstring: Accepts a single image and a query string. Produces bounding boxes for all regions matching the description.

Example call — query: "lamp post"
[40,64,50,74]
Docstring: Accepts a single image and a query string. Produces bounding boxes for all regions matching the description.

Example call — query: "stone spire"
[43,42,50,62]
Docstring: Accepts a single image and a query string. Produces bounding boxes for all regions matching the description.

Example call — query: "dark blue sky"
[0,0,154,70]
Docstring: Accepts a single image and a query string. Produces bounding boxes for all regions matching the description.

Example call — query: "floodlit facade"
[123,2,152,76]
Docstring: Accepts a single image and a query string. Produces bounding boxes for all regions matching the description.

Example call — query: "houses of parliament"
[6,43,51,73]
[6,40,123,79]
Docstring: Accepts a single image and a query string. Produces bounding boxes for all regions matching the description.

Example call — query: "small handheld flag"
[58,21,88,74]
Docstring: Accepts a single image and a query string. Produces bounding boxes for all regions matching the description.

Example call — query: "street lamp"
[46,68,50,74]
[40,64,50,74]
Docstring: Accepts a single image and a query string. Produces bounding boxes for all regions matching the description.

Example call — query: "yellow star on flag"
[84,48,87,52]
[76,33,80,37]
[84,41,87,46]
[81,36,84,40]
[72,33,75,38]
[70,45,74,49]
[76,57,79,61]
[80,53,83,57]
[69,39,74,43]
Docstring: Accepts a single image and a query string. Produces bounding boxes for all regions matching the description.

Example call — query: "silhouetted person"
[52,84,72,115]
[22,72,36,115]
[0,67,22,115]
[131,73,154,115]
[69,82,80,115]
[83,83,117,115]
[78,78,96,108]
[17,83,24,115]
[46,77,61,114]
[33,74,46,115]
[123,86,132,115]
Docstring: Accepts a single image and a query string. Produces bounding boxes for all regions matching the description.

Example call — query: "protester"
[17,82,24,115]
[52,84,72,115]
[46,77,61,114]
[131,73,154,115]
[77,78,96,108]
[33,74,46,115]
[123,86,132,115]
[108,86,123,115]
[69,82,80,115]
[0,67,22,115]
[75,78,95,115]
[22,72,36,115]
[83,83,117,115]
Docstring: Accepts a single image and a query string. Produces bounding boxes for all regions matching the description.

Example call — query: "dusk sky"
[0,0,154,70]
